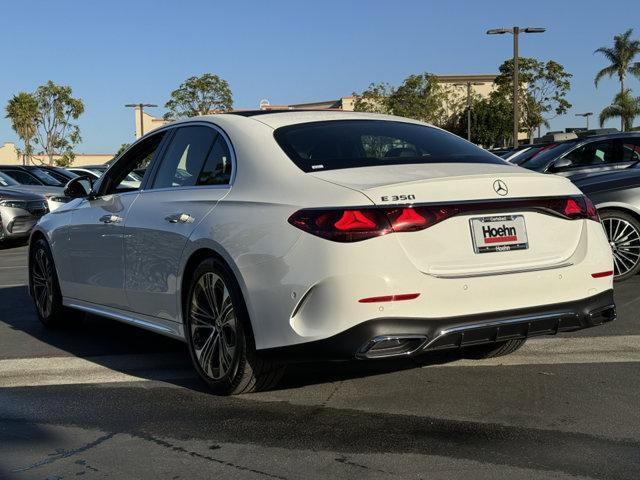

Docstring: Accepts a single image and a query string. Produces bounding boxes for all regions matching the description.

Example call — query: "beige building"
[133,106,169,139]
[0,142,112,167]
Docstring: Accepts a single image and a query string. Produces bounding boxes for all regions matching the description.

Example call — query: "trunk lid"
[310,163,586,277]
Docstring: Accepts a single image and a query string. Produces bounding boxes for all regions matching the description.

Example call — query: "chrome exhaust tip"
[356,335,428,359]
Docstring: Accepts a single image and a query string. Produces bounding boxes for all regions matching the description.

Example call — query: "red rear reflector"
[591,270,613,278]
[359,293,420,303]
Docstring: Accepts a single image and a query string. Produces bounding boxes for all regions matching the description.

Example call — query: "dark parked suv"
[518,133,640,176]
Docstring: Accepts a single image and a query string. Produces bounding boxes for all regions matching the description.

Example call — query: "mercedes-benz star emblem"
[493,179,508,196]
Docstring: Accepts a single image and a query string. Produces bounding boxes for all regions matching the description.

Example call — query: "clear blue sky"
[1,0,638,153]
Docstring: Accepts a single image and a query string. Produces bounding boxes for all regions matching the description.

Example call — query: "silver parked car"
[0,171,68,211]
[0,187,48,243]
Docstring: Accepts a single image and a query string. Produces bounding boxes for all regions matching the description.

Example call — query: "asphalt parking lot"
[0,242,639,480]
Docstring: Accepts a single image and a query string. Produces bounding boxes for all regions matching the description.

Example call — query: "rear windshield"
[29,168,64,186]
[0,171,19,187]
[273,120,505,172]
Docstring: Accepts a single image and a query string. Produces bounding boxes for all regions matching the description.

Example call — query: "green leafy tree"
[5,92,38,165]
[390,73,450,126]
[594,28,640,131]
[164,73,233,119]
[444,94,512,147]
[354,73,450,126]
[31,81,84,166]
[353,82,394,114]
[114,143,130,158]
[599,89,640,131]
[494,58,572,142]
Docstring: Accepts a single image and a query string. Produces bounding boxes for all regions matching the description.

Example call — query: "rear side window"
[621,138,640,162]
[273,120,504,172]
[197,135,232,185]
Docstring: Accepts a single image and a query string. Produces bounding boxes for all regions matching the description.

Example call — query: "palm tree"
[594,28,640,131]
[599,90,640,131]
[5,92,39,165]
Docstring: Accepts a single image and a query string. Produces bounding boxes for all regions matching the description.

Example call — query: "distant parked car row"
[0,161,146,244]
[497,131,640,281]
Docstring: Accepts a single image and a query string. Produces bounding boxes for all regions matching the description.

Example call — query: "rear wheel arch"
[180,247,257,348]
[598,205,640,224]
[598,206,640,281]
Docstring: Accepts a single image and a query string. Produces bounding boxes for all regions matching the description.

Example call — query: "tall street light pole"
[575,112,593,130]
[453,81,485,141]
[125,103,158,138]
[486,26,546,148]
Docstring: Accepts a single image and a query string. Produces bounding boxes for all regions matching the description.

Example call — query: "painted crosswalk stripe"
[0,335,639,388]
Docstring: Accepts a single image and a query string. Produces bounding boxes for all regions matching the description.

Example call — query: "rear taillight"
[288,208,391,242]
[288,195,599,242]
[545,196,599,222]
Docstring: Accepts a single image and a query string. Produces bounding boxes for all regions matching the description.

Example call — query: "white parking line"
[0,266,27,269]
[426,335,640,368]
[0,284,27,288]
[0,353,192,388]
[0,336,639,388]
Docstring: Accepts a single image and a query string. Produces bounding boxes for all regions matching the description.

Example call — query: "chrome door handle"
[99,214,123,224]
[165,213,194,224]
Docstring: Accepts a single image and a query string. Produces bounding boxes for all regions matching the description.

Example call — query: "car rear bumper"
[257,290,615,361]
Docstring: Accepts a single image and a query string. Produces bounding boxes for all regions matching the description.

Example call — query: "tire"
[599,210,640,282]
[184,257,285,395]
[29,238,73,327]
[462,339,526,359]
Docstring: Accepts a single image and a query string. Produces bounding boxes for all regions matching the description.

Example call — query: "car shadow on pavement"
[0,238,28,250]
[0,282,473,393]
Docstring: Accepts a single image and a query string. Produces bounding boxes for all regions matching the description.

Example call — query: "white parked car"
[29,111,616,395]
[68,166,142,189]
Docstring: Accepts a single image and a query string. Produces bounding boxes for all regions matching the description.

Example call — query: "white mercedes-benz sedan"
[29,111,616,394]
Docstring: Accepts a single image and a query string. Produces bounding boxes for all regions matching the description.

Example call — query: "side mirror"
[548,157,573,172]
[64,175,94,199]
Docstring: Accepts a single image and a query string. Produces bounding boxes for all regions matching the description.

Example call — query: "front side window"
[101,132,166,194]
[273,120,505,172]
[151,126,218,189]
[563,140,615,166]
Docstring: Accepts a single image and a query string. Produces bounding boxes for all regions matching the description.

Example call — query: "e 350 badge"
[380,194,416,202]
